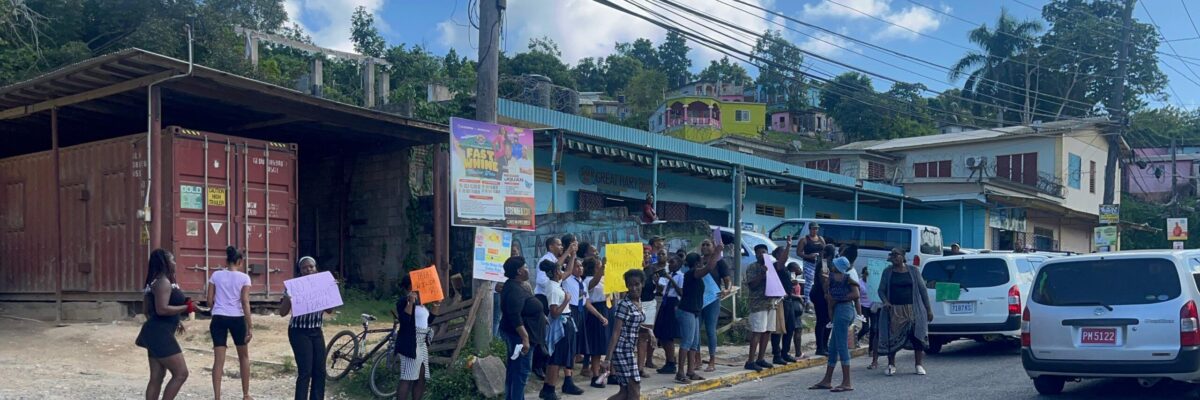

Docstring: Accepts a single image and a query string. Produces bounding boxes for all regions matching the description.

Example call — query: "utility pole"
[472,0,504,354]
[1104,0,1136,206]
[1172,135,1179,213]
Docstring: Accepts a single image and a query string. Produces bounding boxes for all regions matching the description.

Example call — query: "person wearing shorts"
[674,251,715,384]
[744,244,777,372]
[207,246,253,400]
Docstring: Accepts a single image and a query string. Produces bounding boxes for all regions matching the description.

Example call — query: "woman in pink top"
[207,246,254,399]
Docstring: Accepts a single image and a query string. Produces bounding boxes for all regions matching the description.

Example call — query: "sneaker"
[539,387,561,400]
[744,361,763,372]
[562,379,585,395]
[772,356,789,365]
[885,365,896,376]
[756,360,774,369]
[656,363,677,375]
[782,354,798,363]
[915,365,927,376]
[589,377,606,389]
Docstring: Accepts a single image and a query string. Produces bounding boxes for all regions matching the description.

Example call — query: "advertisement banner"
[1093,226,1117,247]
[450,117,535,231]
[1169,218,1189,241]
[473,227,512,283]
[1099,204,1119,225]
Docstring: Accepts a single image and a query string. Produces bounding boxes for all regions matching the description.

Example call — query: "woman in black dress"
[136,249,194,400]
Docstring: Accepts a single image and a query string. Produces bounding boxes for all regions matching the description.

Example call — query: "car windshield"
[922,258,1009,288]
[1032,258,1181,306]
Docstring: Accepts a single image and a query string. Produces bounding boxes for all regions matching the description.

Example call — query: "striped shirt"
[284,289,324,329]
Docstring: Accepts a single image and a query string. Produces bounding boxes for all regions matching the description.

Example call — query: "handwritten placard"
[865,258,889,304]
[473,227,512,283]
[765,255,786,297]
[410,266,445,304]
[283,271,343,316]
[603,243,644,294]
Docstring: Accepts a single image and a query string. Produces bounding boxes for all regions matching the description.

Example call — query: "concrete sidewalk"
[525,332,871,400]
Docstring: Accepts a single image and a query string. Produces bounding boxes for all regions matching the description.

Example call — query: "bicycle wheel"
[369,351,402,398]
[325,330,359,381]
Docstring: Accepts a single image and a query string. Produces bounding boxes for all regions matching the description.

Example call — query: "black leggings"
[813,298,831,353]
[288,328,326,400]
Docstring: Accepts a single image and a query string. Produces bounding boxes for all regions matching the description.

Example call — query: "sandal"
[674,375,691,384]
[831,386,855,392]
[866,362,879,370]
[703,361,717,372]
[687,373,706,381]
[808,384,833,390]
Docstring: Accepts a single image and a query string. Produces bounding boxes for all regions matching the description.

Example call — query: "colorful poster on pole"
[473,227,512,282]
[1099,204,1119,225]
[409,266,445,304]
[603,243,644,294]
[1169,218,1189,241]
[450,117,535,231]
[283,271,343,316]
[1093,226,1117,247]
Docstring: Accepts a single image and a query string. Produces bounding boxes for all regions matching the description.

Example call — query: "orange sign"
[410,266,445,304]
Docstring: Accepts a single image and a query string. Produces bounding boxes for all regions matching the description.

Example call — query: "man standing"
[744,244,776,372]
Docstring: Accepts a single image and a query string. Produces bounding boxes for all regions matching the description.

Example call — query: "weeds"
[329,287,397,326]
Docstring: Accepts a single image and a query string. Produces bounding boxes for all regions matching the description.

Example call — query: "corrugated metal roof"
[837,118,1111,152]
[498,98,904,197]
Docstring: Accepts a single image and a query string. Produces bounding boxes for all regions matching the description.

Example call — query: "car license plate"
[1081,328,1118,345]
[949,302,974,314]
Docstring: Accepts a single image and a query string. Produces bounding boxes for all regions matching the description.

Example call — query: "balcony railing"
[994,172,1066,198]
[665,117,721,129]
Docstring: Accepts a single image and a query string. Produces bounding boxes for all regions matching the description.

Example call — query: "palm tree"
[949,9,1043,124]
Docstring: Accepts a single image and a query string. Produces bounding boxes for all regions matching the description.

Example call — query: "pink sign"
[284,271,343,316]
[765,255,786,297]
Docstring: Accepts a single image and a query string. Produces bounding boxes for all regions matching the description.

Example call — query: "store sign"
[450,117,535,231]
[1099,204,1119,225]
[578,165,660,194]
[989,208,1027,232]
[1093,226,1117,247]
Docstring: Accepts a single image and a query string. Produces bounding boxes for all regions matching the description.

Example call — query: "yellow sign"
[207,188,226,207]
[603,243,644,294]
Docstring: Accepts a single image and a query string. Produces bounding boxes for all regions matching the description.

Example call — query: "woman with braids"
[136,249,194,400]
[207,246,254,399]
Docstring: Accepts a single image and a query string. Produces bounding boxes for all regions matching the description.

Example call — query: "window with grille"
[868,162,886,180]
[996,153,1038,186]
[755,203,786,218]
[1089,160,1097,193]
[736,110,751,121]
[914,160,952,178]
[805,158,841,174]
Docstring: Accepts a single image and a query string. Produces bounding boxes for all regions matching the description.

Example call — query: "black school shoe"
[539,386,561,400]
[744,361,763,372]
[562,378,585,395]
[590,377,606,389]
[772,356,789,365]
[656,362,677,374]
[756,360,774,369]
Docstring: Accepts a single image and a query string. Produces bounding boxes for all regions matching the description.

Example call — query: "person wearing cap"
[808,256,860,392]
[948,243,964,255]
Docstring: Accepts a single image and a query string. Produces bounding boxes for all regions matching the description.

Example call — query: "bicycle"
[325,311,402,397]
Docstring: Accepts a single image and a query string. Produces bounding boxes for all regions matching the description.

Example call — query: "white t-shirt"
[535,252,558,296]
[209,270,251,317]
[414,305,430,329]
[545,280,570,314]
[583,276,606,303]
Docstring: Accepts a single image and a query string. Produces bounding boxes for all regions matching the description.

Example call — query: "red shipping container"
[0,126,297,301]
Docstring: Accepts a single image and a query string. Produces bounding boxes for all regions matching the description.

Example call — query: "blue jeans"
[702,300,720,355]
[676,309,701,351]
[492,292,502,337]
[502,331,532,400]
[828,302,856,366]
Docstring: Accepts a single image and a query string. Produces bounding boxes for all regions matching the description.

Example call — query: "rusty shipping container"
[0,126,298,301]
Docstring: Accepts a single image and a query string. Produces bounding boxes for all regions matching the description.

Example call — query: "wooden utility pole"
[1104,0,1135,206]
[472,0,504,354]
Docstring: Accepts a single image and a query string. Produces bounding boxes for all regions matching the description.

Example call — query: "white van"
[923,253,1053,353]
[1022,250,1200,394]
[766,219,943,269]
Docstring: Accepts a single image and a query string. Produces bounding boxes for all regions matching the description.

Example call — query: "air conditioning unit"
[966,156,986,169]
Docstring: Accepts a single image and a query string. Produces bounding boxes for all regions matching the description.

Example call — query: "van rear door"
[923,257,1012,326]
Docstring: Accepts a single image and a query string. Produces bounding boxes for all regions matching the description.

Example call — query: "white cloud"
[801,0,944,42]
[433,0,776,74]
[798,30,856,58]
[285,0,385,53]
[802,0,890,19]
[874,5,943,40]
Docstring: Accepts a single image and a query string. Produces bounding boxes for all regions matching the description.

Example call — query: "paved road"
[681,340,1199,400]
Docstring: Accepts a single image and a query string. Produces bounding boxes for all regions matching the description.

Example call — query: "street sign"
[1168,218,1189,241]
[1174,241,1185,250]
[1099,204,1119,225]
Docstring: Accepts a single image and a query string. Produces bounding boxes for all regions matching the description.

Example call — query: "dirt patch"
[0,314,365,399]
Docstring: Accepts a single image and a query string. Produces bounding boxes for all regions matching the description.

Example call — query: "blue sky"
[284,0,1200,110]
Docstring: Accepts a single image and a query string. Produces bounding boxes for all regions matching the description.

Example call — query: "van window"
[1032,259,1181,306]
[920,229,942,255]
[769,222,804,241]
[821,224,911,252]
[923,259,1010,288]
[1015,258,1036,275]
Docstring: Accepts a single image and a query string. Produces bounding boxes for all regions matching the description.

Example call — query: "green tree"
[351,6,386,58]
[820,72,883,141]
[697,56,751,86]
[656,30,692,89]
[753,30,806,113]
[948,8,1042,123]
[1127,107,1198,148]
[615,38,658,71]
[620,68,668,130]
[501,37,575,88]
[602,54,643,95]
[572,57,606,92]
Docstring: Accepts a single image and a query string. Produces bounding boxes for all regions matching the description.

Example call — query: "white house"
[793,118,1125,253]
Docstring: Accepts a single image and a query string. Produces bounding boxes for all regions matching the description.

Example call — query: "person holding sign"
[674,251,717,384]
[809,256,861,392]
[279,257,335,400]
[744,244,777,372]
[395,274,440,400]
[605,269,649,400]
[877,248,933,377]
[499,256,546,400]
[207,246,254,400]
[769,239,797,366]
[136,249,193,400]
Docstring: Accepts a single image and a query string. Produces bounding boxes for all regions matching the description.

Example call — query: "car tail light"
[913,254,921,267]
[1008,285,1021,315]
[1181,300,1200,347]
[1021,307,1031,347]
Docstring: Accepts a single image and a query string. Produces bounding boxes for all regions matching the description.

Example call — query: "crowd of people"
[133,223,934,400]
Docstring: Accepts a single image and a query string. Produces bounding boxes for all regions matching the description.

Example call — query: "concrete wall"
[1061,133,1117,212]
[904,207,988,249]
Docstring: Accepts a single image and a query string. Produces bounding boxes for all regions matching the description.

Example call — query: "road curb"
[643,348,869,400]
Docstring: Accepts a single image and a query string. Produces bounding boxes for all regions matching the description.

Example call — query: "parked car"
[942,246,979,256]
[1022,250,1200,395]
[767,219,943,272]
[922,253,1054,353]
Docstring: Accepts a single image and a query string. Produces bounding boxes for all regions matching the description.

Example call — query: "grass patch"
[329,287,397,327]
